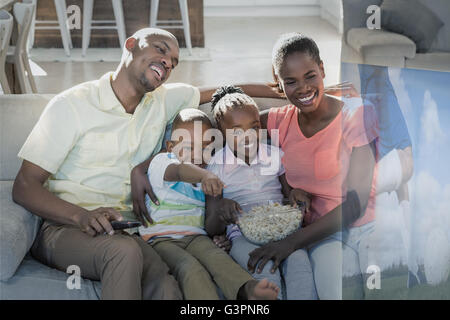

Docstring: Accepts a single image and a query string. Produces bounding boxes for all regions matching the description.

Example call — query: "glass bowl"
[237,199,304,245]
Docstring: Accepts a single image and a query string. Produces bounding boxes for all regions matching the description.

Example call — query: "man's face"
[128,34,179,92]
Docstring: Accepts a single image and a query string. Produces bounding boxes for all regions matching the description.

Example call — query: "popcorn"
[238,202,303,245]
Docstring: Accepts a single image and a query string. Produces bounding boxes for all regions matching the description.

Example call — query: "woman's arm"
[199,84,284,105]
[247,141,377,273]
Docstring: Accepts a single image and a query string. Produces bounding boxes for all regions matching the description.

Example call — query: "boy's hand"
[217,198,242,225]
[131,165,157,227]
[201,172,225,197]
[213,234,232,253]
[289,188,311,213]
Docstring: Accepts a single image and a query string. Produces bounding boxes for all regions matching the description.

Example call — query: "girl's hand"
[131,165,157,227]
[289,188,311,213]
[201,172,225,197]
[247,239,296,274]
[218,198,242,225]
[213,234,232,253]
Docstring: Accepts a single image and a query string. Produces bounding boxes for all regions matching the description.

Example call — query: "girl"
[255,33,379,299]
[205,85,317,300]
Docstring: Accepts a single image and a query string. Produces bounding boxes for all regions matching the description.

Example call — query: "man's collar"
[98,72,122,111]
[98,72,157,112]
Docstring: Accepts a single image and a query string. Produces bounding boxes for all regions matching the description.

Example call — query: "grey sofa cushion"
[0,94,53,181]
[0,181,42,281]
[381,0,444,53]
[419,0,450,52]
[347,28,416,58]
[0,254,101,299]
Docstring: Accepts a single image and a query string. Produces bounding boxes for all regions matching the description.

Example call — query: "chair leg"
[150,0,159,27]
[179,0,192,55]
[112,0,126,49]
[14,52,28,93]
[62,0,73,48]
[82,0,93,56]
[0,58,11,94]
[22,52,37,93]
[54,0,71,56]
[27,0,38,53]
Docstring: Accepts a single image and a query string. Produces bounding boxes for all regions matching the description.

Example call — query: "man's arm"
[13,160,122,236]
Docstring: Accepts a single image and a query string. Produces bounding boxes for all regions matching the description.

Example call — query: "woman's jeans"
[308,222,376,300]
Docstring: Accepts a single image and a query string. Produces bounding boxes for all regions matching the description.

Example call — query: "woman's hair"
[270,33,322,93]
[210,85,258,128]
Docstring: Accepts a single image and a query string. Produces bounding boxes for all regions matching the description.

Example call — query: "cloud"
[420,90,446,145]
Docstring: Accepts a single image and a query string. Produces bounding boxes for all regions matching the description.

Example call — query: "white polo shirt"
[18,72,200,212]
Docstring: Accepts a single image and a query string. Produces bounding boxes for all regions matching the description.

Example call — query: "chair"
[28,0,73,57]
[0,10,13,94]
[150,0,192,55]
[6,2,37,93]
[82,0,126,56]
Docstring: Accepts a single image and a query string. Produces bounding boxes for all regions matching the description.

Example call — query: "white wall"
[204,0,321,17]
[203,0,343,33]
[319,0,343,34]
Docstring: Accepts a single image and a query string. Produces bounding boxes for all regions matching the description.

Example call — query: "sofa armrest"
[0,181,42,281]
[347,28,417,59]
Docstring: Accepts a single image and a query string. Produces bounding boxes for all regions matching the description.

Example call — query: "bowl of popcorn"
[237,200,303,245]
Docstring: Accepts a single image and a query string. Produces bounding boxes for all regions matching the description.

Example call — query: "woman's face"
[220,105,261,162]
[277,51,325,114]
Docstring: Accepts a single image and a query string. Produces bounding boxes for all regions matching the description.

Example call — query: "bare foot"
[244,279,279,300]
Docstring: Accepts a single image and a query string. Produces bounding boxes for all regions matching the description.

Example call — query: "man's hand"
[247,239,295,274]
[201,172,225,197]
[213,234,232,253]
[76,207,123,237]
[325,81,359,98]
[217,198,242,225]
[289,188,311,213]
[131,165,158,227]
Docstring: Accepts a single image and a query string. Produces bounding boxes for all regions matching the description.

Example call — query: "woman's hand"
[131,164,157,227]
[201,172,225,197]
[324,81,360,98]
[213,234,232,253]
[289,188,311,213]
[247,239,296,274]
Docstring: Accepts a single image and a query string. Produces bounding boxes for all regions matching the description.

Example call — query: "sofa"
[341,0,450,72]
[0,94,287,300]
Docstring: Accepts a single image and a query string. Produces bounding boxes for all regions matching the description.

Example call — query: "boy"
[139,108,279,300]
